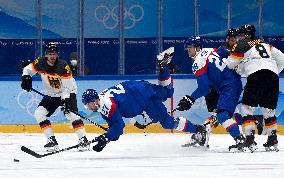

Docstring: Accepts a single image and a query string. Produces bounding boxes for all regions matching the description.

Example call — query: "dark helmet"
[226,28,238,38]
[45,42,59,54]
[82,89,99,105]
[184,36,202,49]
[238,24,256,38]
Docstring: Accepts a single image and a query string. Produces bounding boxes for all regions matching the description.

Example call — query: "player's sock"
[174,117,198,133]
[158,66,172,87]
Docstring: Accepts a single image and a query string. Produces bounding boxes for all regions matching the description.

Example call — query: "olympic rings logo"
[17,90,60,117]
[94,4,144,30]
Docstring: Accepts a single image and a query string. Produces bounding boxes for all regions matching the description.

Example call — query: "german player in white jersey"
[21,42,89,152]
[226,24,284,152]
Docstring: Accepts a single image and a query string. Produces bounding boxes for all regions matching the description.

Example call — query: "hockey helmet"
[238,24,256,39]
[82,89,99,105]
[45,42,59,54]
[226,28,238,38]
[184,36,202,49]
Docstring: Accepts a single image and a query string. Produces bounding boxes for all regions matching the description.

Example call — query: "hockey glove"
[61,98,72,115]
[93,134,109,152]
[21,75,32,92]
[177,95,195,111]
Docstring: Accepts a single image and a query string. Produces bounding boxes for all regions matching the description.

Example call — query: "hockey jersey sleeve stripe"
[194,60,209,77]
[230,52,244,60]
[108,97,117,118]
[269,44,273,51]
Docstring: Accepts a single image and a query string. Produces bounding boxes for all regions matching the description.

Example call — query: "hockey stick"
[133,108,179,129]
[21,139,97,158]
[31,88,108,131]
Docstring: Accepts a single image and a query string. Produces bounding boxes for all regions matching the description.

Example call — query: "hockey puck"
[13,159,20,162]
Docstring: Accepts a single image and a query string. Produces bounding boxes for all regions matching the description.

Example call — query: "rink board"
[1,124,284,134]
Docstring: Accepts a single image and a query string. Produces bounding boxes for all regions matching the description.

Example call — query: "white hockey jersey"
[22,57,77,99]
[225,38,284,77]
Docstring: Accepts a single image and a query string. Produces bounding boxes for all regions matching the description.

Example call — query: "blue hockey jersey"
[97,80,169,140]
[191,48,241,100]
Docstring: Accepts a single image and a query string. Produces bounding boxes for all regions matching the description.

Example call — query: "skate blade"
[77,145,90,152]
[264,146,279,152]
[248,145,258,153]
[45,145,59,152]
[181,142,197,147]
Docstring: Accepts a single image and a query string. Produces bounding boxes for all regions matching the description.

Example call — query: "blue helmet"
[184,36,202,49]
[82,89,99,105]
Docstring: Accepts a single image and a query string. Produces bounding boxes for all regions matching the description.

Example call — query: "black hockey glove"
[61,98,72,115]
[93,134,109,152]
[21,75,32,92]
[177,95,195,111]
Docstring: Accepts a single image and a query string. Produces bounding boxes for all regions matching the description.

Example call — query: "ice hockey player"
[225,24,284,152]
[21,42,89,152]
[81,47,209,152]
[217,28,238,59]
[178,36,245,151]
[182,32,245,147]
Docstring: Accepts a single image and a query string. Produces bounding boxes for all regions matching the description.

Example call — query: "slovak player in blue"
[177,36,245,151]
[82,48,208,152]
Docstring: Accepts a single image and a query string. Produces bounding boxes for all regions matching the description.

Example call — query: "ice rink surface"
[0,133,284,178]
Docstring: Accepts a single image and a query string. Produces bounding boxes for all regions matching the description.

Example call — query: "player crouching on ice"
[82,47,209,152]
[21,42,89,152]
[177,36,245,151]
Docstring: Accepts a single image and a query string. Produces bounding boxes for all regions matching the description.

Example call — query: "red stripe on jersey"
[108,97,117,118]
[230,52,244,58]
[194,59,209,77]
[269,44,273,51]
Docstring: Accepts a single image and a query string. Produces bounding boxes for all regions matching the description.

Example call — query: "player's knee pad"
[241,104,254,117]
[34,106,49,123]
[260,107,275,119]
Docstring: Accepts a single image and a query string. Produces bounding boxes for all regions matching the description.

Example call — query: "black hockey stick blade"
[133,121,153,129]
[21,139,97,158]
[21,146,43,158]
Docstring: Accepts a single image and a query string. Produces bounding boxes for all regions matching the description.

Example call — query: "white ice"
[1,133,284,178]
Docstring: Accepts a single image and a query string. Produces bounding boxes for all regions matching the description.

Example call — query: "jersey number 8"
[255,44,270,58]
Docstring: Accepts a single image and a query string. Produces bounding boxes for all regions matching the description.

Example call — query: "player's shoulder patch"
[98,94,116,118]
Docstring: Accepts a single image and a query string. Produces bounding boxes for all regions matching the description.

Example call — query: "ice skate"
[263,130,279,152]
[182,125,209,148]
[245,130,258,153]
[228,135,245,152]
[44,136,59,152]
[157,47,174,69]
[77,136,90,152]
